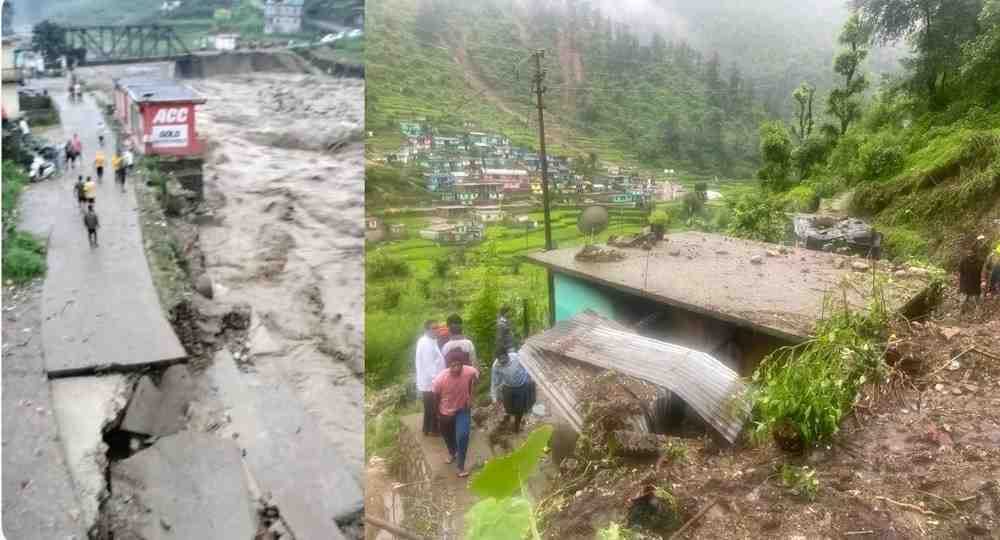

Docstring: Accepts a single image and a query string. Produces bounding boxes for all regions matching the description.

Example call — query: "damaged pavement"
[3,77,362,539]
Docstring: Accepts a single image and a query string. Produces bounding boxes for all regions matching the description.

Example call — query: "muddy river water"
[81,61,366,475]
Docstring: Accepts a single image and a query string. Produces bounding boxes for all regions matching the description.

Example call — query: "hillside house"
[660,181,686,201]
[214,34,240,51]
[525,232,929,376]
[2,37,21,121]
[483,168,529,192]
[425,173,455,192]
[419,222,484,244]
[400,121,423,138]
[264,0,303,34]
[389,223,407,238]
[474,207,505,223]
[439,182,501,205]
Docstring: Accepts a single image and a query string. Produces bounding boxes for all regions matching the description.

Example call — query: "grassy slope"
[843,102,1000,265]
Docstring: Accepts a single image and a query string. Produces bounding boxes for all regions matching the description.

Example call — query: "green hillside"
[366,0,779,177]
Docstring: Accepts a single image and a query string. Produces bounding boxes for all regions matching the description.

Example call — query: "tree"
[853,0,981,106]
[31,20,67,63]
[826,13,870,135]
[791,82,816,142]
[756,121,793,191]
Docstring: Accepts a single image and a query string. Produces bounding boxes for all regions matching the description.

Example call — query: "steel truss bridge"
[63,25,191,66]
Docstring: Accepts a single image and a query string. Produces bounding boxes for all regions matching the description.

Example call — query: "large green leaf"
[469,425,553,499]
[464,496,533,540]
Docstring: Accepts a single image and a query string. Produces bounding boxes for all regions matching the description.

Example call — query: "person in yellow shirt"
[112,153,125,191]
[83,176,97,206]
[94,150,106,181]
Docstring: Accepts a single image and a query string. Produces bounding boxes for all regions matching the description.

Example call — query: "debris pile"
[793,214,882,257]
[575,244,627,262]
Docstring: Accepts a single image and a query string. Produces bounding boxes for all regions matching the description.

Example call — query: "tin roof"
[519,310,751,443]
[526,231,928,341]
[116,78,206,104]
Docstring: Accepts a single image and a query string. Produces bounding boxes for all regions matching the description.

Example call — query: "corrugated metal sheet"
[519,310,751,443]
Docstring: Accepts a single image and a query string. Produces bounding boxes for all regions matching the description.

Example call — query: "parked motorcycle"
[29,155,57,182]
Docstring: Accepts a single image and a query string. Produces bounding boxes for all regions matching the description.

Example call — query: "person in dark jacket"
[495,305,516,356]
[959,235,987,313]
[83,204,99,247]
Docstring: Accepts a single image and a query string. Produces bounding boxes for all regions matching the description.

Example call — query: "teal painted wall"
[553,273,620,322]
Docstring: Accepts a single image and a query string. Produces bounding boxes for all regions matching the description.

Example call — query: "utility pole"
[532,49,556,327]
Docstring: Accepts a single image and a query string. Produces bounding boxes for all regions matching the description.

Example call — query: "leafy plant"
[465,270,500,368]
[660,441,688,464]
[368,249,411,280]
[780,464,819,501]
[596,522,639,540]
[465,426,553,540]
[649,209,669,226]
[751,284,889,448]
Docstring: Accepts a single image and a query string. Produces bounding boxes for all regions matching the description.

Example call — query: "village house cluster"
[384,120,689,208]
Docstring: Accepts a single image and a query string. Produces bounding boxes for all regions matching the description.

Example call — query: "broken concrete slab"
[121,376,163,435]
[208,349,358,539]
[249,320,284,356]
[51,374,131,532]
[120,365,195,437]
[155,364,196,435]
[106,432,256,540]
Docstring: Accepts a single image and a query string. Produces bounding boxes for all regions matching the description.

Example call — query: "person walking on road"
[112,153,126,191]
[83,176,97,208]
[97,120,106,147]
[94,150,105,182]
[415,320,445,436]
[83,204,100,247]
[432,349,479,478]
[71,134,83,166]
[74,176,86,209]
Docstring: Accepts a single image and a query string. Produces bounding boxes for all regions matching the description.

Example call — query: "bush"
[465,271,499,368]
[725,189,787,243]
[2,161,46,283]
[2,231,46,283]
[880,226,929,261]
[752,287,888,448]
[858,138,905,181]
[368,249,411,280]
[783,185,820,213]
[681,191,705,217]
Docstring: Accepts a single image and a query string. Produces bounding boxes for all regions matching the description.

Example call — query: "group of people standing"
[413,307,536,478]
[65,129,135,248]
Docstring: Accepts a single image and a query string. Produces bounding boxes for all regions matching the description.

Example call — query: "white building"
[214,33,240,51]
[264,0,304,35]
[2,37,22,120]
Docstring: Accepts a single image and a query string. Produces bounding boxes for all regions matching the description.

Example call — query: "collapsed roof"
[518,310,752,444]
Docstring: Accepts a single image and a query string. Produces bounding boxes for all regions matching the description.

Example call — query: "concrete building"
[2,37,22,121]
[112,78,206,156]
[264,0,304,35]
[419,222,484,244]
[526,232,930,376]
[214,33,240,51]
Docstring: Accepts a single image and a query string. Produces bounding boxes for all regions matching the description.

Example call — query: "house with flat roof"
[112,78,206,156]
[264,0,304,34]
[525,232,929,375]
